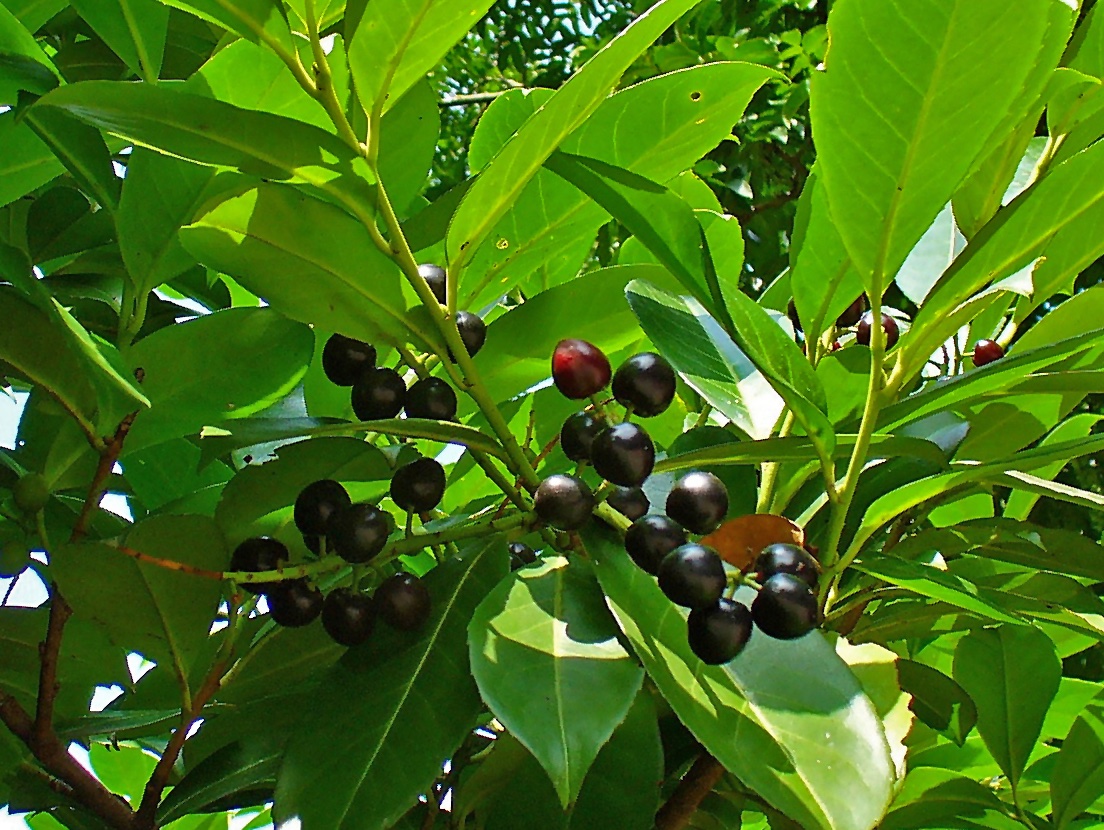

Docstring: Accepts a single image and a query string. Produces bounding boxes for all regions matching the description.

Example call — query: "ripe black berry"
[293,479,351,536]
[612,352,676,417]
[322,587,377,646]
[591,422,655,487]
[560,411,604,462]
[376,572,431,631]
[352,367,407,420]
[551,339,611,399]
[329,503,392,563]
[322,334,377,386]
[418,263,447,304]
[856,312,900,349]
[972,339,1004,367]
[509,541,538,570]
[269,579,323,627]
[658,543,726,609]
[455,311,487,357]
[688,598,753,664]
[390,457,446,513]
[230,537,288,595]
[534,474,595,530]
[752,573,818,640]
[666,472,728,534]
[607,486,649,521]
[624,515,685,575]
[835,296,867,328]
[754,543,820,588]
[405,377,457,421]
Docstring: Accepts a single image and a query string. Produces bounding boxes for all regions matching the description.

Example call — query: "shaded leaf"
[897,659,977,746]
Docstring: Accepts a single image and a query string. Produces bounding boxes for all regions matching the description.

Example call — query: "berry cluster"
[230,465,445,646]
[321,263,486,421]
[534,339,677,530]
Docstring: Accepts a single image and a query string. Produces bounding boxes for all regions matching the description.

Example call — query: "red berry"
[972,339,1005,367]
[856,312,900,349]
[551,339,611,399]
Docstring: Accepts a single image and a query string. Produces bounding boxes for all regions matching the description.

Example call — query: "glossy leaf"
[897,659,977,746]
[158,738,280,824]
[1004,414,1104,521]
[348,0,496,115]
[446,0,703,276]
[159,0,294,54]
[626,278,783,440]
[33,82,377,214]
[0,0,59,96]
[880,768,1012,830]
[71,0,169,81]
[1052,705,1104,829]
[0,113,65,209]
[51,515,228,690]
[468,556,643,806]
[952,625,1060,790]
[275,536,508,829]
[125,307,314,453]
[23,108,122,212]
[586,524,895,830]
[810,0,1065,291]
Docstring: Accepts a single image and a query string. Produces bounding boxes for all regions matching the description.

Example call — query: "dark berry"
[230,537,288,595]
[666,472,728,534]
[418,263,446,304]
[352,367,407,420]
[322,587,377,646]
[612,352,676,417]
[376,572,431,631]
[972,339,1004,367]
[269,579,323,627]
[835,296,867,328]
[624,515,685,575]
[688,598,753,664]
[607,486,649,521]
[455,311,486,357]
[658,543,727,609]
[329,503,392,563]
[390,457,447,513]
[534,474,595,530]
[322,334,376,386]
[303,534,322,556]
[856,312,900,349]
[405,377,457,421]
[509,541,538,570]
[591,422,655,487]
[551,339,611,399]
[752,573,818,640]
[787,299,801,332]
[560,411,604,462]
[293,479,351,536]
[754,543,820,588]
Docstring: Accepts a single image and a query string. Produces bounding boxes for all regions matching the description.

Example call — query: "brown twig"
[114,546,225,580]
[654,752,726,830]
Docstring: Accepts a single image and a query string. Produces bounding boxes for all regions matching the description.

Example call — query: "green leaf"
[468,556,644,806]
[1004,415,1104,521]
[0,112,65,209]
[70,0,169,81]
[585,524,895,830]
[348,0,496,116]
[459,62,773,310]
[158,738,280,824]
[810,0,1067,292]
[626,278,783,439]
[475,263,673,404]
[917,137,1104,339]
[656,433,947,471]
[853,558,1024,626]
[22,107,122,212]
[951,625,1060,790]
[0,1,60,97]
[446,0,704,277]
[377,80,440,215]
[117,149,212,296]
[33,82,377,215]
[545,151,721,314]
[880,768,1011,830]
[56,708,180,741]
[215,623,343,705]
[214,436,394,547]
[897,659,977,746]
[1052,706,1104,830]
[52,515,228,690]
[159,0,294,55]
[124,307,314,454]
[275,536,509,830]
[178,184,422,350]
